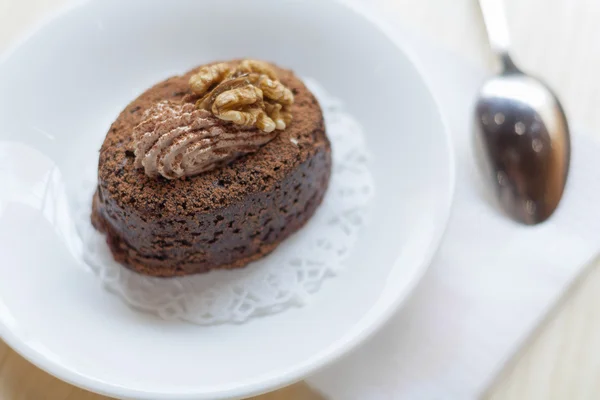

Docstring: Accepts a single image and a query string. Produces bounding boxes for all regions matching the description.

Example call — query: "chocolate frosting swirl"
[132,101,278,179]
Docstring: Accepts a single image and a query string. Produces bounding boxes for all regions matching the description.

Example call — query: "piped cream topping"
[132,101,278,179]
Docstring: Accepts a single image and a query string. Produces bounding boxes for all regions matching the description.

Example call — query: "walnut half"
[188,60,294,133]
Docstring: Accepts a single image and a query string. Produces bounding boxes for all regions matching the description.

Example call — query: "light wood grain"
[485,256,600,400]
[1,0,600,399]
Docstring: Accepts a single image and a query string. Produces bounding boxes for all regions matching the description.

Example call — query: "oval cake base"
[92,63,331,277]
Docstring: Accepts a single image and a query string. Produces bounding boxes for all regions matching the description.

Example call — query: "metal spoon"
[475,0,570,224]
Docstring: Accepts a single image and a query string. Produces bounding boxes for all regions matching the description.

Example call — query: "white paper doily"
[73,78,374,325]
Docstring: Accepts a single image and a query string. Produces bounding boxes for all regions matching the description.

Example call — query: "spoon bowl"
[475,72,570,224]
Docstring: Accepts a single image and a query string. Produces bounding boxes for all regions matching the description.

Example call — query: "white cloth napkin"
[307,31,600,399]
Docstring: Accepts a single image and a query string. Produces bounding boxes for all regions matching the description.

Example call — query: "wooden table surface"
[2,0,600,398]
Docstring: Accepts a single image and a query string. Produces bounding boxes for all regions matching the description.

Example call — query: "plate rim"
[0,0,456,398]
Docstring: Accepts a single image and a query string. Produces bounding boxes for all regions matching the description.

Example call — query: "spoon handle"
[478,0,519,73]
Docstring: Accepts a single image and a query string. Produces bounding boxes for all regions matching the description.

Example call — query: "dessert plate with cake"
[0,0,454,398]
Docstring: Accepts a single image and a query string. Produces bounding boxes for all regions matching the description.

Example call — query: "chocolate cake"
[92,60,332,277]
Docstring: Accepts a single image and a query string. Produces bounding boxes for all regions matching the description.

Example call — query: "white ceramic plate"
[0,0,454,398]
